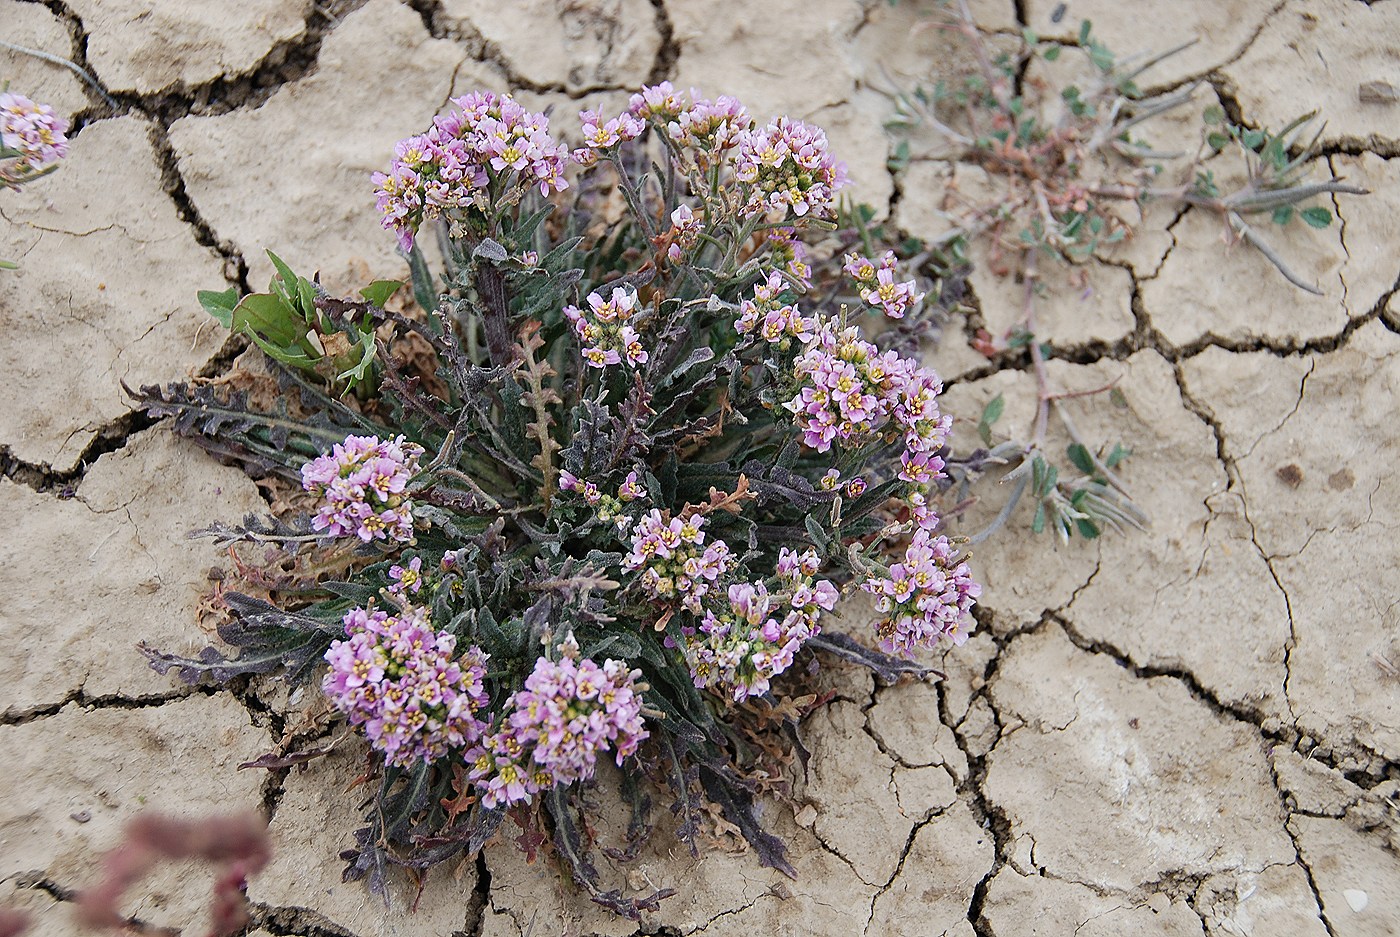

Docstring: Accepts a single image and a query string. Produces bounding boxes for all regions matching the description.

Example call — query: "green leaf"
[359,279,403,309]
[245,330,317,369]
[335,329,378,387]
[1202,104,1224,126]
[978,392,1008,446]
[407,242,438,314]
[266,250,299,296]
[1206,132,1229,151]
[1075,518,1101,539]
[1108,387,1129,409]
[1106,442,1132,468]
[233,292,303,347]
[805,515,831,553]
[197,287,240,329]
[295,273,317,324]
[1272,205,1295,226]
[1241,128,1265,150]
[1078,19,1092,44]
[1032,502,1047,534]
[1066,443,1095,475]
[981,393,1005,428]
[1300,206,1333,229]
[1043,44,1060,61]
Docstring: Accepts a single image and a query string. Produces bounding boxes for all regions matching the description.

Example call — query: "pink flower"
[322,605,490,766]
[565,285,647,371]
[628,81,685,121]
[860,530,980,656]
[734,116,847,219]
[388,556,424,595]
[0,92,69,182]
[782,319,951,469]
[372,92,569,250]
[678,552,836,702]
[302,435,424,544]
[624,511,732,613]
[467,635,648,808]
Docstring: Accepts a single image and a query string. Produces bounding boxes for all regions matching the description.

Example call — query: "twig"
[0,40,118,110]
[1226,211,1322,295]
[1051,400,1135,500]
[968,471,1029,545]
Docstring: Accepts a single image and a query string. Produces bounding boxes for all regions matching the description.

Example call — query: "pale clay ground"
[1,0,1398,935]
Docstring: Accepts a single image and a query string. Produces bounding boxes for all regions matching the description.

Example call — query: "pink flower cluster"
[0,92,69,179]
[579,108,645,151]
[372,92,569,251]
[820,468,868,499]
[467,636,649,808]
[844,251,926,319]
[735,271,816,346]
[559,469,644,529]
[734,116,848,219]
[322,606,490,767]
[680,549,837,702]
[783,322,952,464]
[564,286,648,369]
[627,81,687,122]
[301,434,424,543]
[623,510,733,613]
[661,90,749,159]
[665,204,702,262]
[860,530,980,657]
[765,227,814,287]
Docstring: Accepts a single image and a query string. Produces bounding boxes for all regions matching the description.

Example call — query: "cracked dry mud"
[2,0,1398,935]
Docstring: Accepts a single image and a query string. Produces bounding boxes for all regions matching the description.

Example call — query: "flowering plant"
[135,84,979,916]
[2,89,70,268]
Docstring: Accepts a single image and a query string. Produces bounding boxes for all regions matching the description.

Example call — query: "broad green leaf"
[359,279,403,309]
[1300,206,1332,229]
[1066,443,1095,475]
[233,292,303,347]
[1272,205,1295,226]
[1043,45,1060,61]
[1075,518,1101,539]
[197,286,240,329]
[981,393,1005,427]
